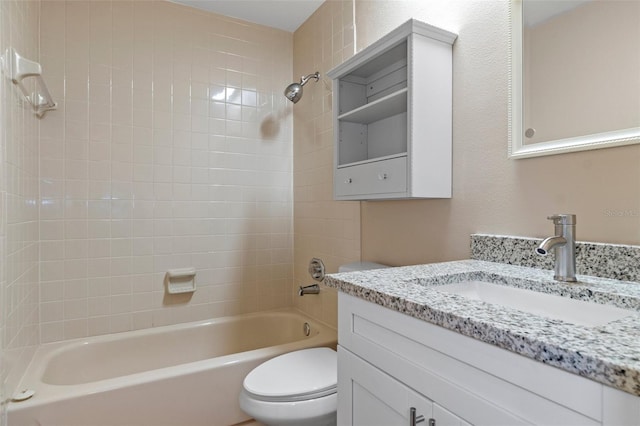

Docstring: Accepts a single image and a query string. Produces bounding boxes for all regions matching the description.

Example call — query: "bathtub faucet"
[535,214,577,282]
[299,284,320,296]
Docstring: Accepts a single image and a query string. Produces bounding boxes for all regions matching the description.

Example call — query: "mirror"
[509,0,640,159]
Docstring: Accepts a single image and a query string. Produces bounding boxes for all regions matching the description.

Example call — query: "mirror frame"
[508,0,640,159]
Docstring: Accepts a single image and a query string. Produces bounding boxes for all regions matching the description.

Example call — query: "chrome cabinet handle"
[409,407,425,426]
[378,172,388,180]
[345,178,352,183]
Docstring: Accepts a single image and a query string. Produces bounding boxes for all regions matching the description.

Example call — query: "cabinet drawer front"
[335,156,407,197]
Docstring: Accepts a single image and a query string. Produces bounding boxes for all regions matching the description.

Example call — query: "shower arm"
[299,72,320,87]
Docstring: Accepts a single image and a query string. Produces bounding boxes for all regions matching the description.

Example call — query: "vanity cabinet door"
[338,346,433,426]
[433,403,472,426]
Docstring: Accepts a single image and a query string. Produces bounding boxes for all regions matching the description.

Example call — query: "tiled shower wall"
[292,1,359,328]
[37,1,294,343]
[0,0,41,414]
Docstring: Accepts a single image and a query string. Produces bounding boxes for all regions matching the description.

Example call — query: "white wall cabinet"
[338,293,640,426]
[327,19,457,200]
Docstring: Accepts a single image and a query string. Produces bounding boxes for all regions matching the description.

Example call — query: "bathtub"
[8,309,337,426]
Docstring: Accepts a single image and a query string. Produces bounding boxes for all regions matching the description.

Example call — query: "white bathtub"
[8,309,337,426]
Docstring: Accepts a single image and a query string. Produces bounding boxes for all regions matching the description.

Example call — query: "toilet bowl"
[240,262,388,425]
[239,347,338,426]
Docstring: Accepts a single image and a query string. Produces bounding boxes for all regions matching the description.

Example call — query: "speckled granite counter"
[324,259,640,396]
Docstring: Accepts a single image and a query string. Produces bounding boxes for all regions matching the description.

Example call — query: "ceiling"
[169,0,325,32]
[524,0,592,27]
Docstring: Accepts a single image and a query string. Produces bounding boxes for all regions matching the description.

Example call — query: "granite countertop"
[324,259,640,396]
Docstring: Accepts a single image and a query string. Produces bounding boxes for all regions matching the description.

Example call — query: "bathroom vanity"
[326,259,640,425]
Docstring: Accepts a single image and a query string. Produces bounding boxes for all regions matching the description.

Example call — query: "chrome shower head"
[284,82,303,103]
[284,72,320,103]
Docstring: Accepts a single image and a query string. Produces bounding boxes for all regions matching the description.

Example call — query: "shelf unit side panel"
[408,34,453,198]
[333,78,341,200]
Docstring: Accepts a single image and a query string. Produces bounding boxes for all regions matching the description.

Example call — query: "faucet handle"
[547,214,576,225]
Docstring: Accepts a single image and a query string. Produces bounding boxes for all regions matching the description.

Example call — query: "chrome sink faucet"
[536,214,577,282]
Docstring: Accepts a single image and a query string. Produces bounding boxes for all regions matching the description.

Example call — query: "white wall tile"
[0,0,42,404]
[2,10,293,416]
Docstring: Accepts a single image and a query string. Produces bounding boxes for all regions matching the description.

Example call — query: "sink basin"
[435,281,634,327]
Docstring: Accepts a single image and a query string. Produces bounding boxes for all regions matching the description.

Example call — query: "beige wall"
[292,1,359,327]
[294,0,640,322]
[0,0,41,408]
[524,0,640,143]
[357,0,640,267]
[37,0,294,343]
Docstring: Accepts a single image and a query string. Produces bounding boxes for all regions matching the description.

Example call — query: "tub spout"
[299,284,320,296]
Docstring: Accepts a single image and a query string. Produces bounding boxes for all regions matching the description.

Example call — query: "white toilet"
[239,347,338,426]
[239,261,388,426]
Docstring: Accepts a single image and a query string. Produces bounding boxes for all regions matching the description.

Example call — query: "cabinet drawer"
[335,156,407,197]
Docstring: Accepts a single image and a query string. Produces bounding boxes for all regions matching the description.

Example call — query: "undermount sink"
[436,280,634,327]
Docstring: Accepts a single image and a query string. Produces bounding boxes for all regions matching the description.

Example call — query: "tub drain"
[303,322,311,336]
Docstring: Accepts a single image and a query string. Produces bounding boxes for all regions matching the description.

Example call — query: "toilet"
[239,261,388,426]
[239,347,337,426]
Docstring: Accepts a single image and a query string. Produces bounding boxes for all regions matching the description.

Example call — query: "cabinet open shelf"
[337,152,407,169]
[337,88,408,124]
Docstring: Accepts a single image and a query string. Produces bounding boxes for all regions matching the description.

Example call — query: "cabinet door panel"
[339,346,432,426]
[353,382,405,426]
[433,402,472,426]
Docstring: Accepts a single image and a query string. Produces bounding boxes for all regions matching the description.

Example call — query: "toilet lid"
[243,347,337,401]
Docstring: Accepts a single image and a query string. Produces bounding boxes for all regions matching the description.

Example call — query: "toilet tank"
[338,261,388,273]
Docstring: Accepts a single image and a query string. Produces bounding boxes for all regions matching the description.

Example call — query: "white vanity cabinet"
[340,347,471,426]
[338,293,640,426]
[327,19,457,200]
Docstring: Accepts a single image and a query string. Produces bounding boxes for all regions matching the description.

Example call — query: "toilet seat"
[243,347,337,402]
